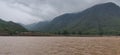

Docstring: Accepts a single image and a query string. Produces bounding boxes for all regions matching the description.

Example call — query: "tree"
[62,30,69,35]
[78,31,82,35]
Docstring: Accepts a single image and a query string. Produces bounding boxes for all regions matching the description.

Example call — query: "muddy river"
[0,36,119,55]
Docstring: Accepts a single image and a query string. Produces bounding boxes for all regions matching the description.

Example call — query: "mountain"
[24,21,49,31]
[0,19,27,35]
[30,2,120,35]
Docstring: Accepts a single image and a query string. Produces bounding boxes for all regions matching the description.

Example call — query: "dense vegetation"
[0,19,27,35]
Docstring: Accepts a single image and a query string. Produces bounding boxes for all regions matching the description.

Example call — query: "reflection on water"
[0,37,119,55]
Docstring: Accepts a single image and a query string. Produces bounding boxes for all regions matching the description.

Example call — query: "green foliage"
[62,30,69,35]
[0,19,27,35]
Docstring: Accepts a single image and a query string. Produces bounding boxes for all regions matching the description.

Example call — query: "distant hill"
[24,21,49,31]
[28,2,120,35]
[0,19,27,35]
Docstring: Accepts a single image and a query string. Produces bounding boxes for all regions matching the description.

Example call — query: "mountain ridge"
[27,2,120,35]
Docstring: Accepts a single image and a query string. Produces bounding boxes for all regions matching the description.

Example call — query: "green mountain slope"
[0,19,27,35]
[32,2,120,35]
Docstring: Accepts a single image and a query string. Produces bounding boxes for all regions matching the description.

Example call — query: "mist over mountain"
[28,2,120,35]
[24,21,49,31]
[1,0,120,25]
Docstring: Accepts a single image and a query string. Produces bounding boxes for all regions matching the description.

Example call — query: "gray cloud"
[0,0,120,24]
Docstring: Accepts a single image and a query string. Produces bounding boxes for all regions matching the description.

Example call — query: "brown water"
[0,36,119,55]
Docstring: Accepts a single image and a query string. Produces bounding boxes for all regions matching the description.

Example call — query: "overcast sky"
[0,0,120,25]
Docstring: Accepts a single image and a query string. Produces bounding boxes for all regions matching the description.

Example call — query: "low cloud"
[0,0,120,24]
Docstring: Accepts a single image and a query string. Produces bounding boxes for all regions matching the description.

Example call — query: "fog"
[0,0,120,24]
